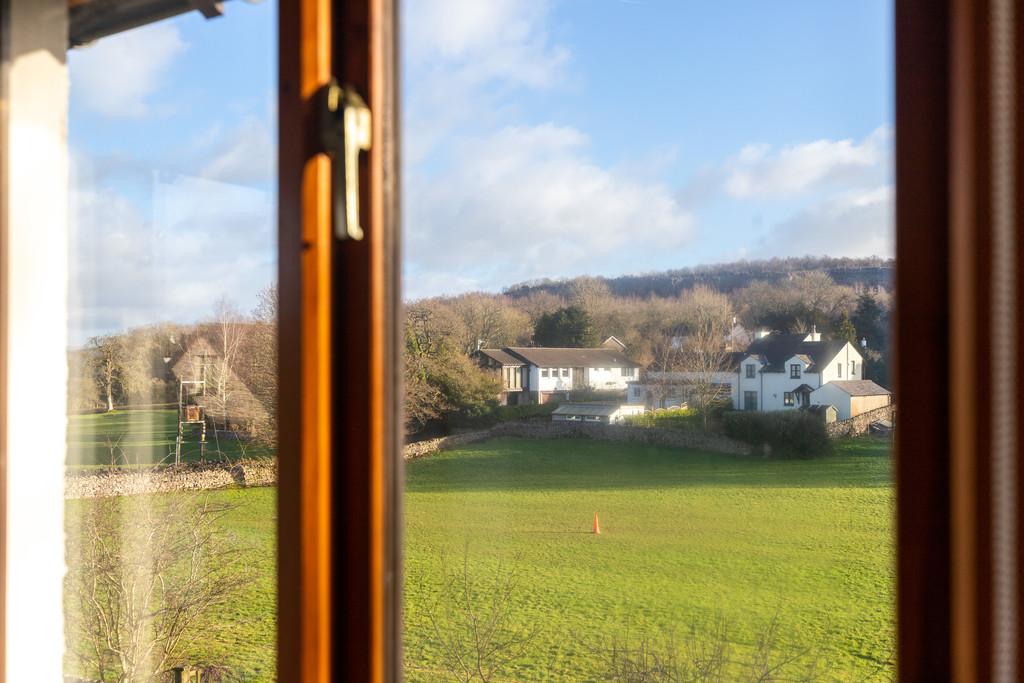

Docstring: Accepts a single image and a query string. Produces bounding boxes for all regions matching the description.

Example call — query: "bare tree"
[428,550,539,682]
[90,335,127,412]
[64,496,254,682]
[245,284,278,448]
[677,287,735,431]
[450,293,531,354]
[206,298,248,434]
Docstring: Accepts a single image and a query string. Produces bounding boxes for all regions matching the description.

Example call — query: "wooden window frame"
[277,0,400,681]
[0,0,1022,680]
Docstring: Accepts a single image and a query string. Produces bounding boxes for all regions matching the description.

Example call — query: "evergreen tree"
[532,306,598,347]
[836,310,857,345]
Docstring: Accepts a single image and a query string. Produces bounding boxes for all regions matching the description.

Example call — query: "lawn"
[403,437,895,681]
[63,436,894,681]
[67,408,274,468]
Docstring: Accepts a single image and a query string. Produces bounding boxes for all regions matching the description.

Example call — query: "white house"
[551,402,645,424]
[809,380,891,420]
[628,330,877,414]
[477,337,640,405]
[737,330,865,412]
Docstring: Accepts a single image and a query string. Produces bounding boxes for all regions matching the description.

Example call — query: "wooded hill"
[502,256,894,301]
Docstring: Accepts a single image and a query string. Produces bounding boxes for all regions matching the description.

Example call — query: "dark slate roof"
[744,333,848,373]
[506,347,641,368]
[478,348,525,367]
[822,380,892,396]
[552,403,622,417]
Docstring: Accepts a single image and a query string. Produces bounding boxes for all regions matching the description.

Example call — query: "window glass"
[64,5,278,681]
[402,2,894,679]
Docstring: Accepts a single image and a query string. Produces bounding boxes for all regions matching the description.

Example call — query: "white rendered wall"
[810,383,854,420]
[585,366,634,390]
[533,365,635,393]
[1,0,68,677]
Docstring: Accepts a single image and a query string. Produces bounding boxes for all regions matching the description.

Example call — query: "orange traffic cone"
[593,512,601,535]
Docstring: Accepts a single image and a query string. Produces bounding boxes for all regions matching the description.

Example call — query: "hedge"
[722,410,831,458]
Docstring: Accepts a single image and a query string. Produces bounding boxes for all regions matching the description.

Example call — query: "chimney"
[808,325,821,342]
[755,329,771,340]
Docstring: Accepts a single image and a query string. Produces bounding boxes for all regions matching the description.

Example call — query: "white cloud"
[70,172,275,344]
[198,116,275,186]
[402,0,569,164]
[722,126,892,199]
[69,22,185,119]
[405,0,567,88]
[759,185,894,258]
[404,124,693,299]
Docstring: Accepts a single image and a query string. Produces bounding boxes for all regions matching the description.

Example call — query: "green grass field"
[67,408,274,467]
[403,437,895,681]
[63,436,894,681]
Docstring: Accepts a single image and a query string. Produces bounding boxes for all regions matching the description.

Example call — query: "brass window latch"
[320,78,371,241]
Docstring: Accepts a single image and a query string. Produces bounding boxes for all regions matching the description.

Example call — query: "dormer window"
[745,363,756,378]
[790,364,801,379]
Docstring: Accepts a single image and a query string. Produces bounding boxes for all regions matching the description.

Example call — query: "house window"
[541,369,549,378]
[790,364,801,378]
[851,361,857,376]
[784,392,794,406]
[562,368,570,377]
[746,364,756,378]
[837,362,843,377]
[743,391,758,411]
[620,367,633,377]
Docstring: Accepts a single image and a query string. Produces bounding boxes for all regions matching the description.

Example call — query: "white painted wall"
[585,366,635,390]
[1,0,68,676]
[533,366,573,392]
[530,365,636,393]
[809,383,855,420]
[817,343,864,383]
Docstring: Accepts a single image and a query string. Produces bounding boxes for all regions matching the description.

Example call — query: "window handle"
[321,79,372,240]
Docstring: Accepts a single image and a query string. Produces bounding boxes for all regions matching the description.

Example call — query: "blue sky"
[67,0,893,341]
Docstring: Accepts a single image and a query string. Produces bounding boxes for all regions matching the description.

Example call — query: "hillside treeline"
[503,256,894,300]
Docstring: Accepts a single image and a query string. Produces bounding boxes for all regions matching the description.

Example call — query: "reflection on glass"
[64,4,278,681]
[402,2,895,680]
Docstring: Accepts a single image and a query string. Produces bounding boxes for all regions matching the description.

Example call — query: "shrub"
[722,410,831,458]
[450,402,559,429]
[623,407,702,431]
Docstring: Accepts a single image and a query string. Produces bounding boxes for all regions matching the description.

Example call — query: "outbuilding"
[809,380,892,421]
[551,403,645,425]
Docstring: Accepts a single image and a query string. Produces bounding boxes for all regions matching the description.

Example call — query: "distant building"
[477,336,641,405]
[551,402,645,425]
[628,330,887,414]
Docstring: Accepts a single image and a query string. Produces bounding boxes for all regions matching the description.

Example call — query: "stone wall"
[402,430,495,459]
[826,404,895,439]
[402,422,752,459]
[65,459,277,500]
